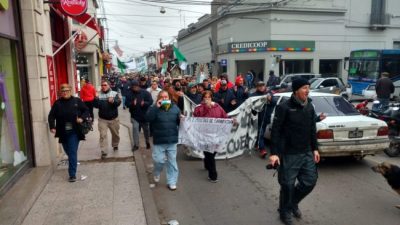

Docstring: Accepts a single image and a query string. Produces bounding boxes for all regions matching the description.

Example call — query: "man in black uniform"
[269,78,320,225]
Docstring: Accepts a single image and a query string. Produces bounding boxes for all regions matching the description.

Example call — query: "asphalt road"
[144,148,400,225]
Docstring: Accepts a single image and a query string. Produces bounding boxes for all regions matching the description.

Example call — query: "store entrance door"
[319,59,341,77]
[235,60,265,82]
[280,60,312,75]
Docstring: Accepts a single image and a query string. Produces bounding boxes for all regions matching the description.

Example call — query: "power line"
[104,0,207,14]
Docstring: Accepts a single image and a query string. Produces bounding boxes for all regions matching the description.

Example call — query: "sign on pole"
[60,0,88,16]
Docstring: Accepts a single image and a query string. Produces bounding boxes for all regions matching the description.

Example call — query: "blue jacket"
[125,89,153,122]
[234,85,249,107]
[145,104,181,145]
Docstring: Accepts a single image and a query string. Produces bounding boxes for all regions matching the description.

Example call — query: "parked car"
[264,92,389,158]
[309,77,352,100]
[279,73,321,86]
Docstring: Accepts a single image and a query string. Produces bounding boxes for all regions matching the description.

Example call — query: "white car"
[264,92,389,158]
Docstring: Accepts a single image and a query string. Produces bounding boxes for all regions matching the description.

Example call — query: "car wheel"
[383,143,400,157]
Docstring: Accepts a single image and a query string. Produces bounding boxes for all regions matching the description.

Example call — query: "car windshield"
[311,96,359,116]
[309,78,323,89]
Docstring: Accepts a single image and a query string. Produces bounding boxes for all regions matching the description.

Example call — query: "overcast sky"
[98,0,212,57]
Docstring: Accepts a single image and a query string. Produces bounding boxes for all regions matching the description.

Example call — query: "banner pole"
[52,14,94,57]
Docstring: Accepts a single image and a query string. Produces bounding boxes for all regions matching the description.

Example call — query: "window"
[320,79,338,88]
[394,41,400,49]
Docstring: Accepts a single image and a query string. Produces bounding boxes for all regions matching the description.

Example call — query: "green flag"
[173,46,187,70]
[161,61,168,74]
[117,58,126,73]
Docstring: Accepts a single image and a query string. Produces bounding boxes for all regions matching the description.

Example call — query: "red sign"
[60,0,88,16]
[46,56,57,106]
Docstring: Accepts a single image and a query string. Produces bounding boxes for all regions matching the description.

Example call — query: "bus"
[347,49,400,96]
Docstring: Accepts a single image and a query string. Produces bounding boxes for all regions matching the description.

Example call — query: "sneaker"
[68,176,77,182]
[208,177,218,183]
[259,149,267,159]
[153,175,160,183]
[292,206,302,219]
[132,145,139,151]
[101,152,107,159]
[168,184,177,191]
[280,213,294,225]
[146,142,151,149]
[113,146,118,151]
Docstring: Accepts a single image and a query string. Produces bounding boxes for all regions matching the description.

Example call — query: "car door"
[318,79,340,94]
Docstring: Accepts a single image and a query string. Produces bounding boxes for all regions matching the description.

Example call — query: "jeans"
[131,118,150,147]
[372,98,390,112]
[258,126,265,150]
[152,143,178,186]
[122,96,126,109]
[61,131,80,178]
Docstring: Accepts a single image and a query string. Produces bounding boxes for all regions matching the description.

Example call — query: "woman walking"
[48,84,89,182]
[193,90,228,183]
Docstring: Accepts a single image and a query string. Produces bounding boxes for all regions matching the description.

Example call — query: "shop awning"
[53,5,103,39]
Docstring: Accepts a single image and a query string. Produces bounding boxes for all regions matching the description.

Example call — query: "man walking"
[94,81,122,159]
[374,72,394,111]
[269,78,320,225]
[118,76,130,110]
[126,80,153,150]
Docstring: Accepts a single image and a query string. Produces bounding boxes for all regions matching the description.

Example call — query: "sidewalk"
[20,109,147,225]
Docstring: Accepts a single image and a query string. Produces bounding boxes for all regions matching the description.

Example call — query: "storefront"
[0,0,33,194]
[218,40,316,81]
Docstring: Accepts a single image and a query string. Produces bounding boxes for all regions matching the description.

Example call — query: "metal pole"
[52,15,94,57]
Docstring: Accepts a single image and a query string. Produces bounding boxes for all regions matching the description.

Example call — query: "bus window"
[382,58,400,78]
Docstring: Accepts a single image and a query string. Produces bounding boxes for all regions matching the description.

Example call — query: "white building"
[177,0,400,82]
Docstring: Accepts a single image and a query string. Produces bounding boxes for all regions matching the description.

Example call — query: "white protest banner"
[182,95,197,117]
[180,95,267,159]
[178,117,233,154]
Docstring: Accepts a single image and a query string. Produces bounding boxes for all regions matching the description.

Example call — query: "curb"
[120,122,161,225]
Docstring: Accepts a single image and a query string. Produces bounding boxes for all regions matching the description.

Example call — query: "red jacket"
[80,83,96,102]
[193,102,228,119]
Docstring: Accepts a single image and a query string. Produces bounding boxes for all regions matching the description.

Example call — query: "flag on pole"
[117,58,127,73]
[173,46,187,70]
[161,61,168,75]
[113,45,124,57]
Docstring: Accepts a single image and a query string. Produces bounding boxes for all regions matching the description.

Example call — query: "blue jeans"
[61,131,80,178]
[258,126,265,150]
[372,98,390,112]
[122,96,126,109]
[152,143,178,186]
[131,118,150,147]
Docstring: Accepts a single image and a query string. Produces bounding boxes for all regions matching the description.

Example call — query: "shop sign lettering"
[61,0,88,16]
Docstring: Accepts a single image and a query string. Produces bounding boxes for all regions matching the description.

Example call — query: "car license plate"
[348,130,363,138]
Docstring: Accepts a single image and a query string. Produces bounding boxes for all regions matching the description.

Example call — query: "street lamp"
[160,6,166,14]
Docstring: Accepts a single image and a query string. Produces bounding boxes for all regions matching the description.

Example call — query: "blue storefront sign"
[220,59,227,66]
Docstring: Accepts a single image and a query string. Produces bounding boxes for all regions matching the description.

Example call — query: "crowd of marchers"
[48,69,322,225]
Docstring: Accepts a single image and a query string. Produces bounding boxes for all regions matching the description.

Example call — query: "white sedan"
[265,92,390,158]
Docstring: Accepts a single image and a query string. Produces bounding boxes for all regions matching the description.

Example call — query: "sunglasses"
[61,89,70,92]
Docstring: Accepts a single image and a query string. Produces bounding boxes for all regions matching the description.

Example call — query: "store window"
[0,37,27,187]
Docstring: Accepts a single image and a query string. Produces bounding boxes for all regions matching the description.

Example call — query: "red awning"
[53,5,103,39]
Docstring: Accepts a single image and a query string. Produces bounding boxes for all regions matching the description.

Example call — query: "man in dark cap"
[214,79,237,113]
[269,77,320,225]
[125,80,153,150]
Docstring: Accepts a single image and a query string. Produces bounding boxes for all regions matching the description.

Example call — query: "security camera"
[160,7,166,14]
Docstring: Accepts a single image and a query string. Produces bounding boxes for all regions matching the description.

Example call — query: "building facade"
[0,0,102,195]
[177,0,400,82]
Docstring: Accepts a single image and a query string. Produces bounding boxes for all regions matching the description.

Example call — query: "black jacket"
[376,77,394,99]
[271,95,318,155]
[186,92,202,105]
[48,97,89,143]
[125,89,153,122]
[145,104,181,145]
[93,89,121,120]
[233,85,249,107]
[214,88,236,113]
